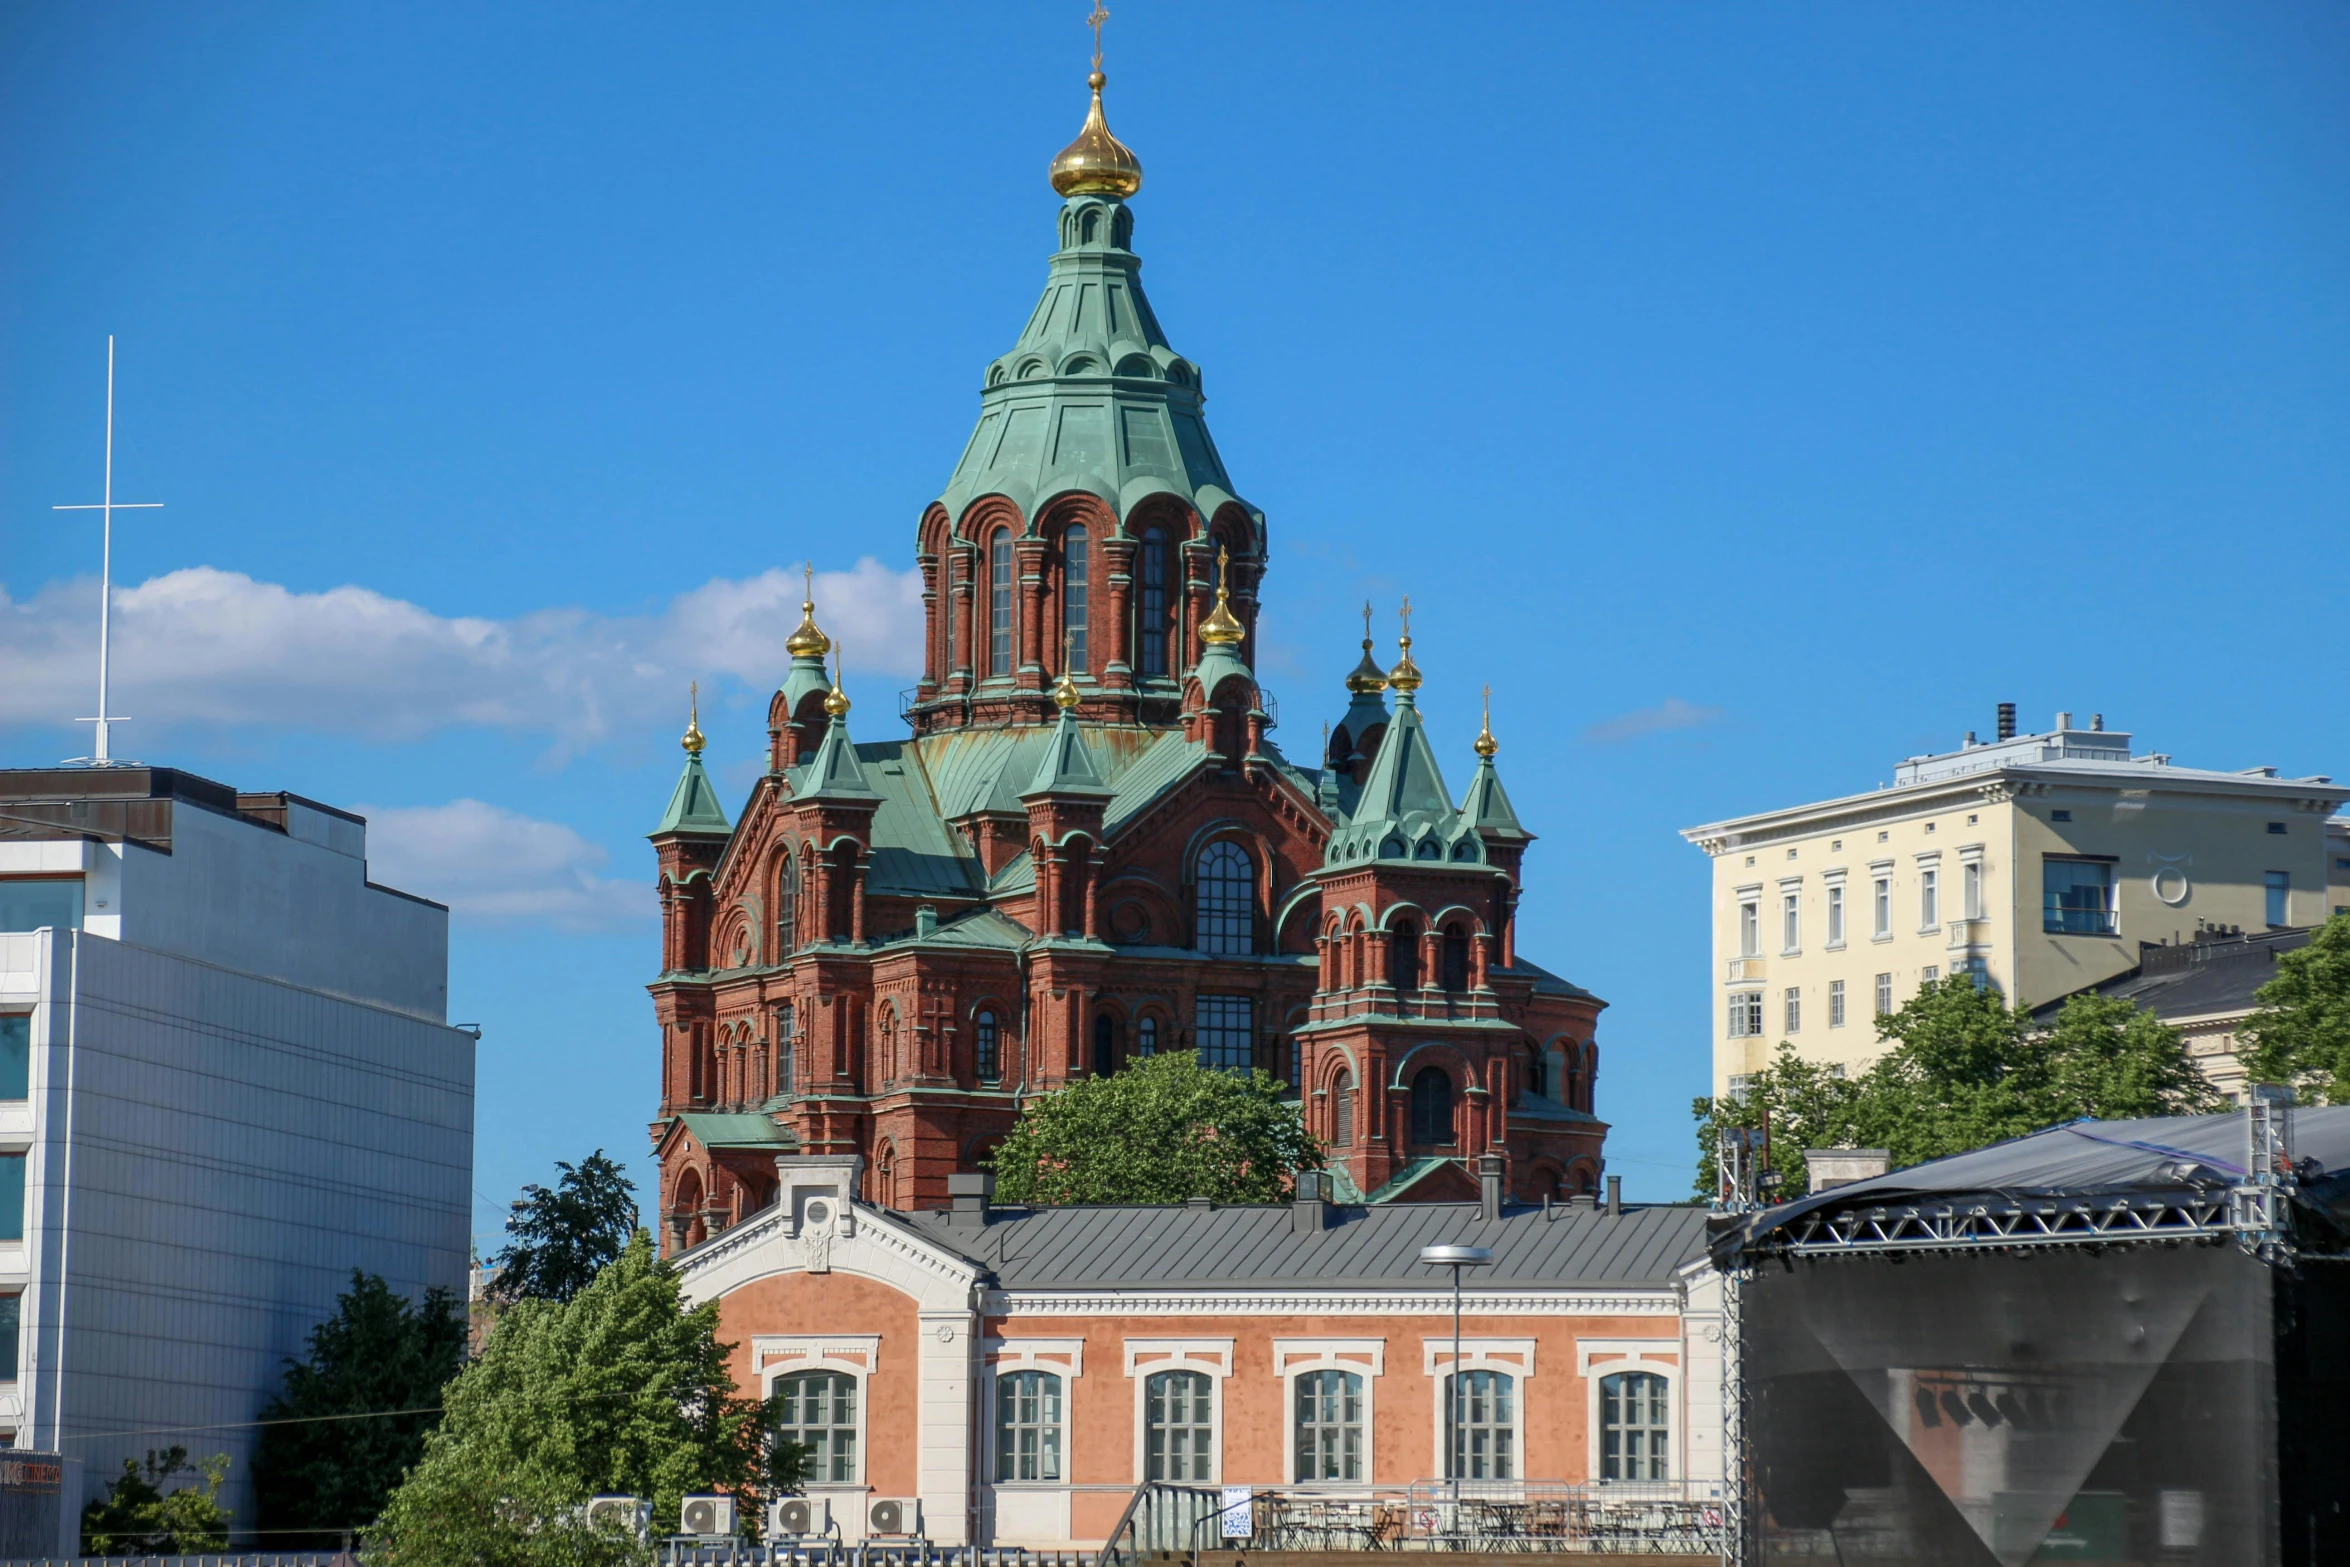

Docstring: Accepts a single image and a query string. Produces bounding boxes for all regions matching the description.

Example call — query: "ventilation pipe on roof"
[1997,703,2017,741]
[1292,1169,1330,1235]
[1605,1175,1622,1217]
[2091,714,2105,732]
[2057,711,2073,732]
[948,1172,993,1230]
[1477,1155,1505,1222]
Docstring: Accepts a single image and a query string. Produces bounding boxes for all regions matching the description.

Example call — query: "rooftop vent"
[1996,703,2017,741]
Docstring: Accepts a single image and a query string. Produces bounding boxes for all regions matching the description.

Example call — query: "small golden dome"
[1198,546,1246,647]
[1052,666,1082,710]
[1387,596,1423,694]
[1344,601,1387,694]
[1049,74,1144,199]
[682,681,706,756]
[785,563,831,661]
[823,653,851,719]
[1475,684,1497,758]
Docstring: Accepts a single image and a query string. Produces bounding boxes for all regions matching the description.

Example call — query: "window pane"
[996,1370,1064,1481]
[1145,1370,1214,1482]
[1139,529,1169,678]
[1196,995,1253,1073]
[0,1295,18,1382]
[990,534,1015,676]
[1063,525,1089,672]
[1827,886,1844,945]
[2042,860,2116,935]
[1598,1372,1670,1481]
[0,1017,25,1101]
[2266,871,2290,927]
[1294,1370,1363,1482]
[976,1011,1000,1081]
[776,1371,859,1484]
[0,880,81,935]
[1447,1370,1516,1480]
[1196,841,1254,954]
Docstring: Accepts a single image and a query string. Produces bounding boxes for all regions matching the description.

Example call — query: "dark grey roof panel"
[904,1199,1706,1290]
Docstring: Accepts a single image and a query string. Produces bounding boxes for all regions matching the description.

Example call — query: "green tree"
[986,1051,1322,1205]
[1692,978,2214,1196]
[252,1271,468,1547]
[82,1447,232,1553]
[493,1150,640,1304]
[2241,913,2350,1103]
[370,1232,803,1565]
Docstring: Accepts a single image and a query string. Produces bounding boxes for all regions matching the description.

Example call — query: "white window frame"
[1577,1340,1679,1485]
[1727,991,1764,1039]
[1870,862,1894,941]
[1828,978,1846,1029]
[1916,853,1943,933]
[1873,972,1893,1018]
[1735,888,1761,959]
[1125,1339,1232,1485]
[1822,872,1847,950]
[755,1335,880,1489]
[1423,1338,1534,1484]
[1960,846,1985,921]
[1274,1339,1382,1485]
[985,1338,1084,1489]
[1778,880,1802,955]
[1782,987,1800,1035]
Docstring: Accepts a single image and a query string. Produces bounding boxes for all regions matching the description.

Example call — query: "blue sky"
[5,4,2346,1233]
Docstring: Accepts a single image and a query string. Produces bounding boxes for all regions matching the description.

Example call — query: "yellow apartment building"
[1681,707,2349,1093]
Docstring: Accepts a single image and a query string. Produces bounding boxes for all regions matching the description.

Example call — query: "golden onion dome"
[1198,546,1246,647]
[1475,685,1498,758]
[1387,596,1423,694]
[1052,665,1082,710]
[785,563,831,661]
[1344,602,1387,694]
[682,681,706,756]
[1049,72,1144,199]
[823,654,851,719]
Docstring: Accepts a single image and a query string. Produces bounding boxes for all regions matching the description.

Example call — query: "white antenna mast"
[53,336,163,766]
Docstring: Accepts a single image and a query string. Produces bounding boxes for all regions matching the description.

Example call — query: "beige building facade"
[1681,711,2349,1093]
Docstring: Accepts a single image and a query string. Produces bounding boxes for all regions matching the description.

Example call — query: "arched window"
[874,1141,897,1210]
[975,1010,1000,1082]
[990,530,1014,676]
[1063,524,1089,672]
[775,1003,795,1099]
[1092,1012,1117,1078]
[1196,841,1254,955]
[1600,1372,1672,1480]
[1441,924,1470,992]
[1410,1066,1455,1146]
[874,1005,897,1086]
[1293,1369,1363,1482]
[1523,1044,1545,1100]
[1144,1370,1214,1482]
[995,1370,1063,1481]
[777,1371,859,1484]
[1446,1370,1516,1479]
[1391,921,1422,991]
[1138,526,1170,678]
[775,853,797,957]
[1332,1073,1354,1148]
[941,552,958,674]
[1137,1015,1159,1057]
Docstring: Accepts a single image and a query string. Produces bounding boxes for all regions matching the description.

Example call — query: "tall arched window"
[1442,924,1471,992]
[1391,921,1422,991]
[876,1005,898,1086]
[990,530,1014,676]
[1092,1012,1117,1078]
[941,553,957,674]
[1196,841,1254,955]
[1332,1072,1354,1147]
[1137,1015,1159,1057]
[995,1370,1063,1481]
[1144,1370,1214,1481]
[775,853,797,957]
[775,1003,795,1099]
[1138,526,1170,678]
[1445,1370,1516,1480]
[1410,1066,1455,1146]
[1293,1369,1363,1482]
[777,1371,859,1484]
[1599,1372,1672,1480]
[1063,524,1089,672]
[975,1010,1000,1082]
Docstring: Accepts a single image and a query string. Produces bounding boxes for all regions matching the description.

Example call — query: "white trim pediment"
[1422,1336,1536,1377]
[674,1199,981,1312]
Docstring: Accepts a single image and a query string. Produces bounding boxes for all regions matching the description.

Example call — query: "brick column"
[1100,536,1137,692]
[1016,537,1050,691]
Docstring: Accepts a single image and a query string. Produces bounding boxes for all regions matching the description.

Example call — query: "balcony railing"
[1944,916,1992,951]
[1724,957,1766,983]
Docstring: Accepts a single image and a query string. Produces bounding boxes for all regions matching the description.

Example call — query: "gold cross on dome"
[1400,595,1413,641]
[1088,1,1110,72]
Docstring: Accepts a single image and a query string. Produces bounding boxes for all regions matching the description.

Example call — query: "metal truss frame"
[1761,1192,2234,1258]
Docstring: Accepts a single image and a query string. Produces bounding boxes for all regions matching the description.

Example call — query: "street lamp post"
[1419,1243,1494,1525]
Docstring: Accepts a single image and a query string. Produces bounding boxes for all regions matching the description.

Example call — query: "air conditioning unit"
[583,1495,649,1538]
[680,1494,737,1536]
[769,1495,830,1538]
[867,1496,922,1537]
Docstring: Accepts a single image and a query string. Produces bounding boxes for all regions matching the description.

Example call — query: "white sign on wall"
[1220,1488,1253,1540]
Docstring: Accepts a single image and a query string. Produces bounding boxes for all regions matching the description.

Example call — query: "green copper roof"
[796,714,879,803]
[937,193,1259,535]
[1460,753,1529,841]
[1323,692,1485,867]
[676,1112,798,1152]
[652,753,732,838]
[779,649,830,717]
[1021,707,1115,799]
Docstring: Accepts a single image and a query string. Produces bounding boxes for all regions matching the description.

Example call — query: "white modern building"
[0,765,475,1532]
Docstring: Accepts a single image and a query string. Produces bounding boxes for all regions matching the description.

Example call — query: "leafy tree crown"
[492,1150,640,1304]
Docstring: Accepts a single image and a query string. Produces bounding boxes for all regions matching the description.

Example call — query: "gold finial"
[1049,2,1144,198]
[1387,596,1423,694]
[1197,545,1246,646]
[786,561,831,660]
[682,681,707,756]
[1053,630,1082,709]
[1475,684,1497,758]
[1344,598,1387,694]
[823,649,851,719]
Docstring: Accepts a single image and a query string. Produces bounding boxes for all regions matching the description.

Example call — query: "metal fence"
[1099,1480,1727,1559]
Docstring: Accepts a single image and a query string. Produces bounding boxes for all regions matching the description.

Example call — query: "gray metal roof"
[900,1198,1707,1291]
[2031,927,2309,1027]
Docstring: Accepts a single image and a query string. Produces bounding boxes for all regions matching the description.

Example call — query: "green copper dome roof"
[938,194,1259,533]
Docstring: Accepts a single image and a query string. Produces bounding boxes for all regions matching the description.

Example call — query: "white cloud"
[0,559,924,753]
[1581,696,1727,745]
[362,799,652,929]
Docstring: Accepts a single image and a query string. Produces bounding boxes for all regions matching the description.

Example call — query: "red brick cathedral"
[648,86,1608,1252]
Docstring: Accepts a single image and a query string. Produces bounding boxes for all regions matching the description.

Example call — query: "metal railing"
[1096,1480,1726,1561]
